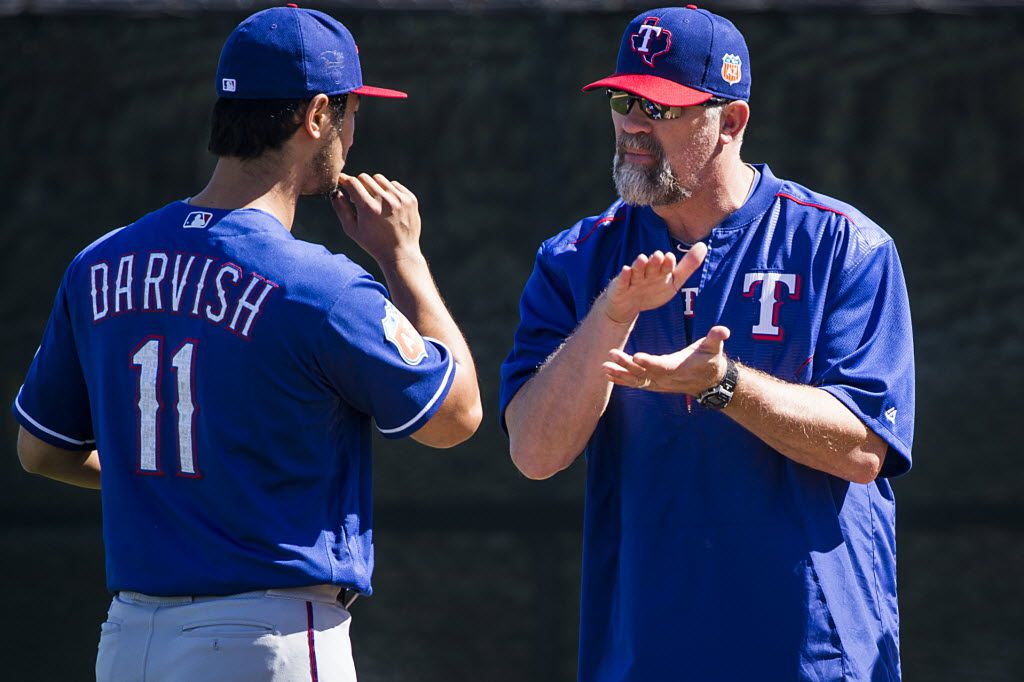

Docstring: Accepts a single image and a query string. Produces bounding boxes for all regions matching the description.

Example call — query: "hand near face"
[332,172,423,265]
[603,325,730,396]
[602,243,707,325]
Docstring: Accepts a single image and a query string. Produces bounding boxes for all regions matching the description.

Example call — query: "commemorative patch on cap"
[721,54,742,85]
[382,299,427,365]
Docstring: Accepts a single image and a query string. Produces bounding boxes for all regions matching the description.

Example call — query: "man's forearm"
[506,294,633,479]
[18,428,101,489]
[379,253,474,371]
[723,364,887,484]
[379,253,482,446]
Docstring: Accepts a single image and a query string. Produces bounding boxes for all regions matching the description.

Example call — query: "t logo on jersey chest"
[742,272,801,341]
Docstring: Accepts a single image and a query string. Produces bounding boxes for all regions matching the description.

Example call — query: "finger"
[661,251,677,277]
[604,369,641,388]
[356,172,387,198]
[391,180,419,204]
[614,265,632,290]
[631,351,676,373]
[338,174,380,212]
[372,173,398,192]
[672,241,708,287]
[607,348,646,378]
[648,250,665,272]
[698,325,731,355]
[372,174,404,208]
[330,189,357,232]
[630,254,650,281]
[602,363,647,387]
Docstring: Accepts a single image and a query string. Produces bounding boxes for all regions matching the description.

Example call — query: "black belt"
[339,588,360,610]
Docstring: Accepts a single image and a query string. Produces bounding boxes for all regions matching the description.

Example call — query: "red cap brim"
[350,84,408,99]
[582,74,712,107]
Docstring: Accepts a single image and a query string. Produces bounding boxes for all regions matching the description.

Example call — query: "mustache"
[616,133,664,157]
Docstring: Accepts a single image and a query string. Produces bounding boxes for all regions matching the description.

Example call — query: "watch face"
[703,391,728,409]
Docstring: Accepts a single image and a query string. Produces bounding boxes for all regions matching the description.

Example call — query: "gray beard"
[612,136,691,207]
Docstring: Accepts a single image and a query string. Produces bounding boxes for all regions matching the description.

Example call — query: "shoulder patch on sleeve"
[382,299,427,366]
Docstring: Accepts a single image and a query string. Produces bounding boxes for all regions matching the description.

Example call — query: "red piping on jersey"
[306,601,319,682]
[572,216,620,245]
[794,354,814,379]
[775,192,856,225]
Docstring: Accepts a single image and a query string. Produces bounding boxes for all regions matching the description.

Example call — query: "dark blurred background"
[2,1,1022,680]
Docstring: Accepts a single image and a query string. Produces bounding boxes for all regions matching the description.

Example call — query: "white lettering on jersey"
[205,263,241,323]
[90,263,109,321]
[115,255,134,313]
[191,257,215,317]
[742,272,801,341]
[680,287,698,318]
[229,275,278,338]
[170,254,196,313]
[143,252,169,311]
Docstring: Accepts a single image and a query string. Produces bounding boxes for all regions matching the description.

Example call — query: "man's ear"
[302,94,332,140]
[719,100,750,144]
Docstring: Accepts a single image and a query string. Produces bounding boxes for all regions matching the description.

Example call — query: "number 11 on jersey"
[130,337,200,477]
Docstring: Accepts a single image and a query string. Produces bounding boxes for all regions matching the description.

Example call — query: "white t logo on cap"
[222,78,237,92]
[636,24,663,53]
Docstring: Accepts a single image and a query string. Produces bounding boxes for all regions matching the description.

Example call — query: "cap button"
[686,4,698,8]
[285,3,298,7]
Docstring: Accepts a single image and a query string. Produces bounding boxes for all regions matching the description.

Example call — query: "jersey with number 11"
[13,201,456,596]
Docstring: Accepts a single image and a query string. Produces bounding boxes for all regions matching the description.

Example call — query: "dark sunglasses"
[606,89,729,121]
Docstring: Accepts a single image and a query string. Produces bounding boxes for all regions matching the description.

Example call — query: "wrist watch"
[696,356,738,410]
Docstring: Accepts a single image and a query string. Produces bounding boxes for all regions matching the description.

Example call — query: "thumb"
[330,188,357,235]
[672,241,708,287]
[698,325,731,355]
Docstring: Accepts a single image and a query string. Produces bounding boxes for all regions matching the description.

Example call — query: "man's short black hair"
[208,94,348,160]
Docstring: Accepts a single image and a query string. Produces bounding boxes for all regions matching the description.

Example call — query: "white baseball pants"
[95,584,357,681]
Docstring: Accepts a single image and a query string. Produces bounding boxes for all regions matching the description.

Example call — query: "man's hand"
[602,243,707,325]
[332,172,422,266]
[603,325,730,395]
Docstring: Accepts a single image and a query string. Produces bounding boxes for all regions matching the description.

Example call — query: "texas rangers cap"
[582,5,750,106]
[216,5,407,100]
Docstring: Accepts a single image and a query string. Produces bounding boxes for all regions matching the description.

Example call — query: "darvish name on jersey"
[87,251,278,339]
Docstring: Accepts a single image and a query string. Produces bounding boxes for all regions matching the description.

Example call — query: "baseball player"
[501,6,914,680]
[13,6,481,681]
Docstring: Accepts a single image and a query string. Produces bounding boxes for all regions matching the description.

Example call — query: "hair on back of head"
[208,95,348,160]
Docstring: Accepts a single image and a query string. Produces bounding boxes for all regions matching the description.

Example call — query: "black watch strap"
[696,357,738,410]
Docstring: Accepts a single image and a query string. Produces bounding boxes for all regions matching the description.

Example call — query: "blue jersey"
[500,165,914,681]
[14,201,455,596]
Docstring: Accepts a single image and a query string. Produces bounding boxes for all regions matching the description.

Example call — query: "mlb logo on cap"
[583,5,750,106]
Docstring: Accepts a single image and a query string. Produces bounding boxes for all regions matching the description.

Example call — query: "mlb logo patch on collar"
[183,211,213,229]
[382,299,427,365]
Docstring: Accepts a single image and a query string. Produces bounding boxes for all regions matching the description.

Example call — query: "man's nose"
[620,106,653,135]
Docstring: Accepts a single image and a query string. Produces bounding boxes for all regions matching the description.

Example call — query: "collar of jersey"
[636,163,782,236]
[178,200,293,238]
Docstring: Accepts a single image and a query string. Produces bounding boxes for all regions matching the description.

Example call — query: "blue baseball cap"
[583,5,750,106]
[216,5,406,100]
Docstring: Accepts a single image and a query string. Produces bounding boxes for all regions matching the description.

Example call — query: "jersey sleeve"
[813,239,915,478]
[316,274,455,440]
[12,274,95,451]
[499,244,579,434]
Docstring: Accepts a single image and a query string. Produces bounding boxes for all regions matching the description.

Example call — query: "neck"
[651,156,755,244]
[190,155,304,231]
